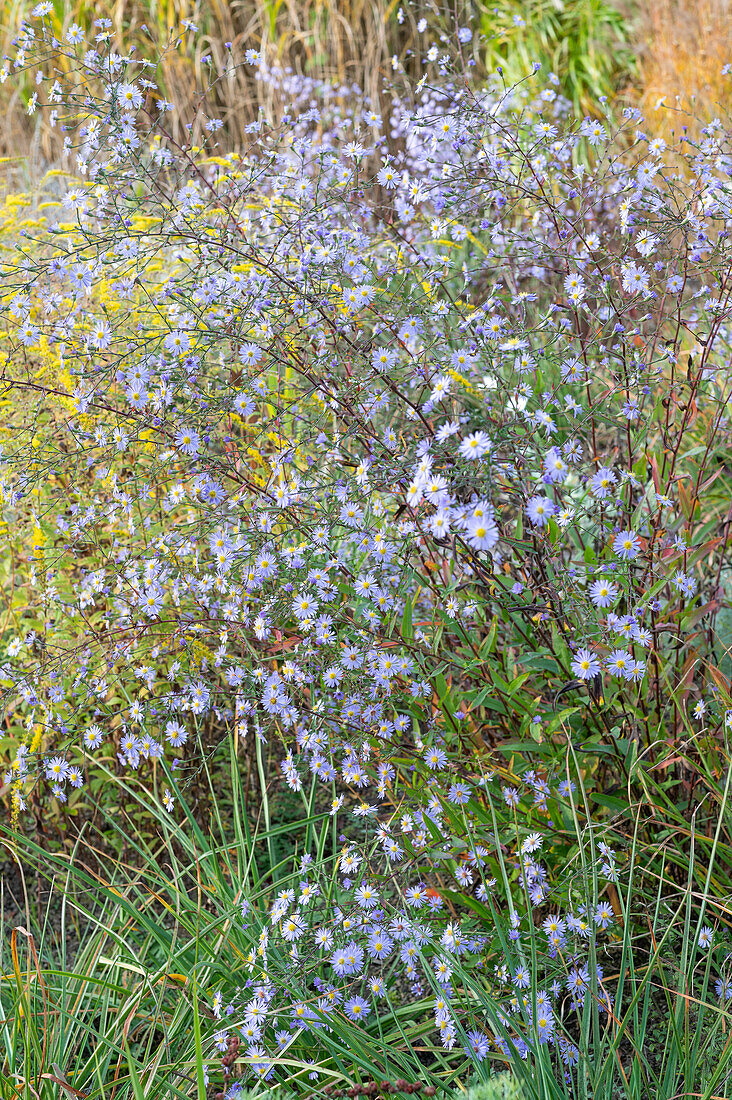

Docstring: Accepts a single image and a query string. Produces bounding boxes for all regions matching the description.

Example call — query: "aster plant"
[0,5,731,1099]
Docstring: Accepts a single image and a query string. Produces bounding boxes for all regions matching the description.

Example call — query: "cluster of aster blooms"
[201,769,626,1094]
[1,0,732,1092]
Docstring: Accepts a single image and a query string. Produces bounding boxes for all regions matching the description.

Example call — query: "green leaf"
[469,685,495,708]
[590,792,629,813]
[497,740,556,755]
[482,699,508,715]
[433,672,455,718]
[401,595,414,641]
[124,1042,146,1100]
[191,980,208,1100]
[480,617,498,655]
[507,672,532,696]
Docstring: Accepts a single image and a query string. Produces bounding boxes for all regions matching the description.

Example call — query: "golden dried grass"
[631,0,732,135]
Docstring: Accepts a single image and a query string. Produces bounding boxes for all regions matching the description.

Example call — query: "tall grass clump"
[633,0,732,133]
[0,4,732,1098]
[480,0,634,115]
[0,0,449,160]
[6,746,732,1098]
